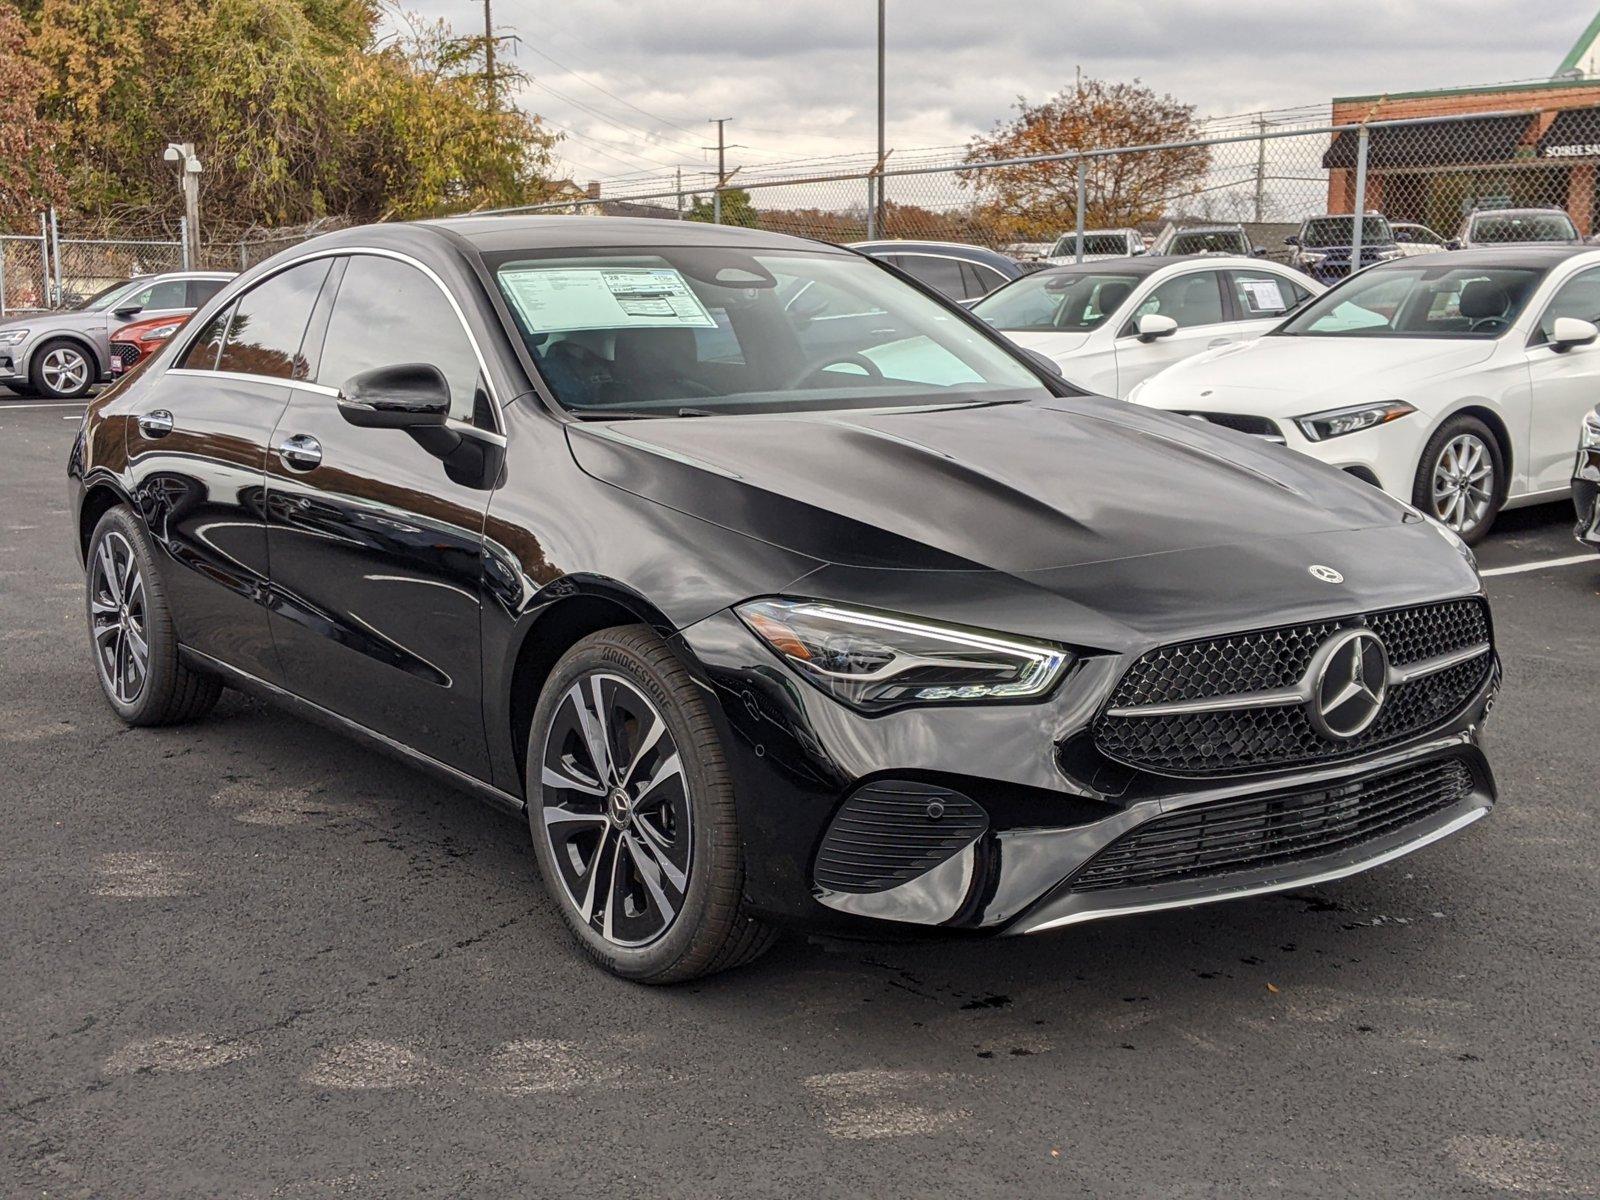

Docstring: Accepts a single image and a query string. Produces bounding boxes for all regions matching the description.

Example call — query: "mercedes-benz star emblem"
[1307,629,1388,740]
[1309,564,1344,584]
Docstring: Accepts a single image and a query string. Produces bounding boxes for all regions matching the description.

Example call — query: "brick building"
[1326,10,1600,235]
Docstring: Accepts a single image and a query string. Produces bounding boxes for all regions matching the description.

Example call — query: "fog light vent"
[813,781,988,895]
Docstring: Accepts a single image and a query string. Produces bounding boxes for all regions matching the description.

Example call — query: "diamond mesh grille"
[1095,599,1490,775]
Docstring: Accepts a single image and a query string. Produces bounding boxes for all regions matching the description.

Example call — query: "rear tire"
[85,506,222,726]
[526,625,776,983]
[1412,414,1504,545]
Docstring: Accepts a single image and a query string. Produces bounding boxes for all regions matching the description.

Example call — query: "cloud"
[392,0,1595,183]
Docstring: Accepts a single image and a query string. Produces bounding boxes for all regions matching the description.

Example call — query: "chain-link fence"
[11,79,1600,313]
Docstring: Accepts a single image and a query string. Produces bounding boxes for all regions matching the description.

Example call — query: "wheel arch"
[78,475,133,561]
[503,582,686,792]
[1433,401,1514,501]
[31,332,106,382]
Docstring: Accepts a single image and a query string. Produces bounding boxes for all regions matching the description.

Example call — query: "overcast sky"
[391,1,1598,186]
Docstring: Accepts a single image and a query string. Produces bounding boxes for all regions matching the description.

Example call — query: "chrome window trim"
[166,245,505,435]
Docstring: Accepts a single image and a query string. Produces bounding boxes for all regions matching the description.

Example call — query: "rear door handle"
[137,410,173,438]
[276,433,322,472]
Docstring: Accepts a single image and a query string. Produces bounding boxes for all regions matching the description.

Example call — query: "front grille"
[1066,757,1475,893]
[1182,412,1285,442]
[1094,598,1491,775]
[110,342,141,369]
[813,781,987,895]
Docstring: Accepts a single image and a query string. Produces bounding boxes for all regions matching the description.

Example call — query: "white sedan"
[970,256,1321,399]
[1128,246,1600,542]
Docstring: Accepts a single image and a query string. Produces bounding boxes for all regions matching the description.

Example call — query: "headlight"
[0,328,30,345]
[1295,400,1416,441]
[1581,410,1600,451]
[138,322,182,343]
[735,599,1071,712]
[1299,251,1327,265]
[1376,249,1405,261]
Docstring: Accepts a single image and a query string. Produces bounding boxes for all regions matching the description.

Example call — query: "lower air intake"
[1065,757,1475,894]
[813,781,988,895]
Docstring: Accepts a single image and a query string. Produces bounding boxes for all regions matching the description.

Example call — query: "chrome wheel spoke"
[89,531,148,705]
[98,540,122,605]
[539,670,692,949]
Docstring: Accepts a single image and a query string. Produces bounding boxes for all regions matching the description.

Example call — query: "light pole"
[164,142,202,269]
[875,0,886,236]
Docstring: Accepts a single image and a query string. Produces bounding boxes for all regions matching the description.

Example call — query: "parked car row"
[0,271,230,398]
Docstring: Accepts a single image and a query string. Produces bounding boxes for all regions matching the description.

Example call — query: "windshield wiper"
[571,407,716,421]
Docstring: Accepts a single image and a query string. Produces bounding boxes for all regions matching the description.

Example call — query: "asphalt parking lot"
[2,395,1596,1199]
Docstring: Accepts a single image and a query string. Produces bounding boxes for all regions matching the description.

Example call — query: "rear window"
[1301,217,1393,248]
[1469,213,1578,243]
[1050,233,1132,257]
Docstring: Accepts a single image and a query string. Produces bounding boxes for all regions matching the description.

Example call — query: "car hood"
[999,330,1095,359]
[1133,335,1497,413]
[0,310,102,334]
[566,394,1409,579]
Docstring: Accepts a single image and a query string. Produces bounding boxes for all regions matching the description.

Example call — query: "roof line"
[1557,8,1600,75]
[1334,75,1600,104]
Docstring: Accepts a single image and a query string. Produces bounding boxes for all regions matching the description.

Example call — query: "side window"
[1228,270,1296,319]
[963,263,1007,299]
[317,256,488,426]
[143,279,188,310]
[1130,271,1225,331]
[177,304,231,370]
[897,255,967,300]
[215,259,333,380]
[187,278,226,307]
[1535,267,1600,344]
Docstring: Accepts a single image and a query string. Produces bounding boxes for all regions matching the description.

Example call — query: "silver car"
[0,271,231,399]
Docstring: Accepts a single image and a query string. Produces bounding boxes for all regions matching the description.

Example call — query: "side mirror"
[338,363,451,429]
[1250,246,1267,257]
[1136,314,1179,342]
[1550,317,1599,352]
[1284,235,1300,246]
[1446,240,1462,251]
[113,305,143,319]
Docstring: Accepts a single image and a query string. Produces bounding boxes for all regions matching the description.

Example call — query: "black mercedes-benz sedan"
[1576,405,1600,551]
[68,217,1500,982]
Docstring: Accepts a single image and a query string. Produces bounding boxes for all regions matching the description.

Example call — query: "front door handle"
[277,433,322,472]
[137,410,174,438]
[1207,337,1234,348]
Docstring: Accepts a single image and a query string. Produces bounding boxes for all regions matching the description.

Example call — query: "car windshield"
[491,247,1050,416]
[970,270,1142,332]
[1275,264,1544,339]
[1469,213,1579,243]
[75,278,151,312]
[1168,230,1245,255]
[1049,233,1129,257]
[1301,217,1392,248]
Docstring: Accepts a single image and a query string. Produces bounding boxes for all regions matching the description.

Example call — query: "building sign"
[1542,142,1600,158]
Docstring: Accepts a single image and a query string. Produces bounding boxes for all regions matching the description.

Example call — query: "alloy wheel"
[90,531,149,705]
[41,346,90,396]
[539,673,692,948]
[1429,432,1494,534]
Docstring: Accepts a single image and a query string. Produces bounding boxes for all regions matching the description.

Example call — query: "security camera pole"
[164,142,203,269]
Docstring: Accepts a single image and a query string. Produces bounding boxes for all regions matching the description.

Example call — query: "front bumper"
[681,603,1499,938]
[1575,448,1600,549]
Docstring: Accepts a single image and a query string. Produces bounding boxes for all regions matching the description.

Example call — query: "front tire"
[526,626,776,983]
[1413,415,1504,545]
[30,338,96,400]
[85,506,222,725]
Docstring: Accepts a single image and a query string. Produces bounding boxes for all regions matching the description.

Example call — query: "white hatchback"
[1128,246,1600,542]
[971,256,1320,399]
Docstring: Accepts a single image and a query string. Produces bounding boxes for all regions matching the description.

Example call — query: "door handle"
[137,410,173,438]
[1207,337,1234,348]
[276,433,322,472]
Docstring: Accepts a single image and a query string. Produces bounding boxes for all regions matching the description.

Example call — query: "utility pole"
[1252,115,1268,223]
[875,0,886,236]
[164,143,202,269]
[483,0,496,108]
[706,118,739,223]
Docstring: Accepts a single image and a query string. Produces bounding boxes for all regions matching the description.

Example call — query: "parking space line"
[1481,554,1595,577]
[0,401,89,410]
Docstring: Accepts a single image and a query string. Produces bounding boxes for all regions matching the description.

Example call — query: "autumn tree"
[0,2,63,226]
[21,0,561,227]
[962,79,1210,240]
[686,188,758,227]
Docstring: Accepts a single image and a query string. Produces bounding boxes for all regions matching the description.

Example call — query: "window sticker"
[1239,277,1286,313]
[498,267,716,333]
